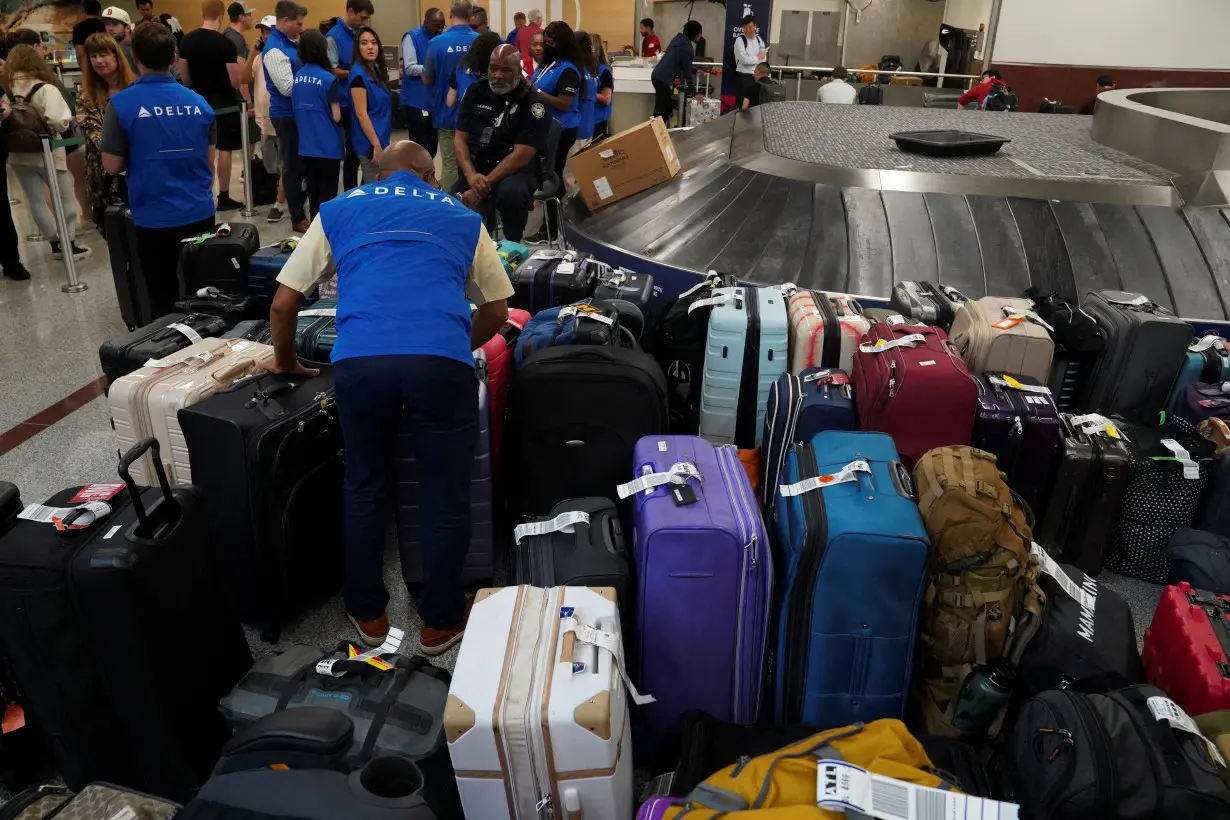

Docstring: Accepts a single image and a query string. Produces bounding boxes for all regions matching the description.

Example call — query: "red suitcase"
[481,308,530,475]
[851,322,977,467]
[1142,582,1230,717]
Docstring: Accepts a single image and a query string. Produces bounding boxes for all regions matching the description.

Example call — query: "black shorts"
[215,111,243,152]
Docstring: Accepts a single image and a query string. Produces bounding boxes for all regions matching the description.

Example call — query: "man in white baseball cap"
[102,7,138,71]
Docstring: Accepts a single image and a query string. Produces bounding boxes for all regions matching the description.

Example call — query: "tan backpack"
[912,446,1035,736]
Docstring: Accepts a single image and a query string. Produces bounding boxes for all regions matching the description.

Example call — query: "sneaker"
[49,240,61,259]
[347,611,390,648]
[2,263,30,281]
[70,243,91,261]
[266,205,286,223]
[293,219,310,234]
[217,194,243,211]
[419,599,473,656]
[521,228,550,246]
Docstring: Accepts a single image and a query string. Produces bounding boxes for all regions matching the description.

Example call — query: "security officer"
[102,19,215,318]
[422,0,478,190]
[453,44,548,243]
[268,140,512,656]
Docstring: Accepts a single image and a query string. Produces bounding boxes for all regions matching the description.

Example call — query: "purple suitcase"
[1175,382,1230,426]
[630,435,772,747]
[971,372,1062,518]
[636,798,680,819]
[394,349,494,584]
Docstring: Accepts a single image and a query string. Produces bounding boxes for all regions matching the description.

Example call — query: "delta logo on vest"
[295,75,327,88]
[138,103,205,118]
[345,184,458,207]
[446,44,470,54]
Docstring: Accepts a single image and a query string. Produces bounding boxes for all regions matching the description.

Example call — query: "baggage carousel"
[564,102,1230,328]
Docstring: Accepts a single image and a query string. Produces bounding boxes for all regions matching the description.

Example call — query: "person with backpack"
[958,67,1017,111]
[732,14,766,111]
[2,44,91,262]
[650,20,702,125]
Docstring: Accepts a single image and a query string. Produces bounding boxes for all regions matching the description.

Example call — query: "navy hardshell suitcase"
[971,373,1063,517]
[507,250,595,314]
[761,367,856,506]
[248,244,296,300]
[770,430,930,727]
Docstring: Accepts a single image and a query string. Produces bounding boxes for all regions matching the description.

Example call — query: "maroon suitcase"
[851,323,977,467]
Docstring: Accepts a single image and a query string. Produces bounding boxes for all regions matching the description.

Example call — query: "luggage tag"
[1029,543,1097,612]
[559,613,655,706]
[1158,439,1202,479]
[802,370,852,386]
[858,333,925,353]
[990,375,1053,395]
[678,271,727,299]
[687,290,741,314]
[17,501,112,532]
[69,483,125,503]
[316,627,404,677]
[166,322,204,345]
[1106,293,1151,308]
[884,314,907,325]
[616,461,701,499]
[298,308,338,318]
[780,459,870,498]
[816,760,1020,819]
[513,510,590,544]
[1148,695,1227,767]
[996,305,1054,332]
[347,643,395,671]
[144,347,218,370]
[558,304,615,327]
[1068,413,1122,439]
[1189,334,1225,353]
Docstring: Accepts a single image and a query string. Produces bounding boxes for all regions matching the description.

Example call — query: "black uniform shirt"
[457,78,551,176]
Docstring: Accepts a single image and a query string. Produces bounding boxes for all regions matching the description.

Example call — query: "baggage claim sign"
[721,0,772,101]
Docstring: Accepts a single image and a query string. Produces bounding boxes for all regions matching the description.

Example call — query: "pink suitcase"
[786,288,872,375]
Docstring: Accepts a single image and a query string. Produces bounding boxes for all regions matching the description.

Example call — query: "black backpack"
[982,83,1019,111]
[857,84,883,105]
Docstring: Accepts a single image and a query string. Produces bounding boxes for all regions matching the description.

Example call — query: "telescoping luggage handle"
[117,437,180,532]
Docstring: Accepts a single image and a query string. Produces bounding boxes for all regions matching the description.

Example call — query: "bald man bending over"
[270,139,513,656]
[453,43,551,241]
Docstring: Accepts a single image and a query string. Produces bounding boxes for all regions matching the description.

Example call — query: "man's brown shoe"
[293,219,310,234]
[419,599,473,656]
[348,612,389,648]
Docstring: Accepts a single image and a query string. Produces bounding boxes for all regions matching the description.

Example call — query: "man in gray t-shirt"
[225,1,253,60]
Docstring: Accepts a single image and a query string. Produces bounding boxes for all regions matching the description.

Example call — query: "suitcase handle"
[213,358,257,385]
[117,438,179,532]
[889,461,915,500]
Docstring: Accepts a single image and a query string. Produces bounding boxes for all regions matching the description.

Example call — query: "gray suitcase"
[889,281,967,330]
[395,349,493,584]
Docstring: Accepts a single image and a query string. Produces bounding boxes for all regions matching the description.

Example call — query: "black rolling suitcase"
[177,371,344,640]
[889,280,966,330]
[593,268,655,319]
[174,289,267,324]
[0,440,252,801]
[1026,288,1107,413]
[507,250,595,314]
[105,204,155,330]
[176,222,261,298]
[1036,414,1132,575]
[511,497,633,626]
[1077,290,1191,424]
[98,312,233,386]
[222,319,273,342]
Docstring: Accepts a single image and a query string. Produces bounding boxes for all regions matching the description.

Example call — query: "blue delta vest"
[595,63,612,123]
[326,19,356,108]
[402,24,434,111]
[427,24,478,128]
[264,27,301,119]
[454,65,482,109]
[293,64,344,160]
[534,59,581,130]
[349,70,392,158]
[318,170,484,365]
[578,68,596,139]
[109,75,215,229]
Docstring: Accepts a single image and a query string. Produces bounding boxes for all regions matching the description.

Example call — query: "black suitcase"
[504,346,669,522]
[916,737,994,798]
[1036,414,1132,575]
[511,497,632,625]
[889,280,966,330]
[177,371,344,640]
[105,204,155,330]
[174,290,268,324]
[1164,526,1230,593]
[0,439,252,800]
[1038,99,1074,114]
[98,312,233,386]
[1106,417,1217,583]
[222,319,273,343]
[592,268,655,320]
[0,482,18,535]
[508,250,595,314]
[1199,452,1230,539]
[176,222,262,298]
[1077,290,1191,424]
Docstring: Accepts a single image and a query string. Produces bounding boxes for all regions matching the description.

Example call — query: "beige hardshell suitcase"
[948,296,1054,384]
[785,288,872,375]
[445,585,637,820]
[108,338,275,485]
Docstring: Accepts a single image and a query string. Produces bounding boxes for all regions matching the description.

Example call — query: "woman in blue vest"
[591,33,614,139]
[349,26,392,184]
[446,31,502,113]
[574,30,598,149]
[532,21,582,180]
[293,31,344,218]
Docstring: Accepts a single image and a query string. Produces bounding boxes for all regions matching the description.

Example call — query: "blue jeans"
[334,354,478,629]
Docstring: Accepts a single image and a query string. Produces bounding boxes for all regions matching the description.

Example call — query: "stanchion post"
[42,135,86,294]
[238,102,257,218]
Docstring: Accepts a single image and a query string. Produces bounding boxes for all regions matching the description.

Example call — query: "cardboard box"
[568,117,682,211]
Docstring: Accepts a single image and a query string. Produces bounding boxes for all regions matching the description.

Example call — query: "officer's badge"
[531,102,546,119]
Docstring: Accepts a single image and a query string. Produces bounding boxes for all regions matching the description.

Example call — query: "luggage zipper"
[717,445,762,723]
[1070,692,1115,817]
[1001,382,1027,478]
[766,375,802,507]
[734,288,763,448]
[1032,698,1081,815]
[783,445,827,721]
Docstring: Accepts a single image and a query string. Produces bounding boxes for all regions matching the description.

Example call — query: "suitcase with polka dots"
[1141,582,1230,718]
[1105,418,1218,583]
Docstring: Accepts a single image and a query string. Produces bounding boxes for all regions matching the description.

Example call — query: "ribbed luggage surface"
[248,245,295,298]
[296,298,338,363]
[970,373,1062,516]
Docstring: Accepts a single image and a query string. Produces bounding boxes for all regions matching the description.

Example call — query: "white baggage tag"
[816,760,1019,819]
[780,460,870,498]
[513,511,590,544]
[885,314,907,325]
[1160,439,1201,479]
[166,322,203,344]
[1107,293,1151,307]
[1068,413,1123,440]
[315,627,405,677]
[18,501,112,531]
[298,308,338,318]
[144,347,217,369]
[687,292,739,314]
[999,305,1055,333]
[989,375,1053,395]
[558,305,615,326]
[616,462,701,499]
[858,334,925,353]
[1148,695,1227,766]
[1189,334,1224,353]
[778,283,798,297]
[678,271,723,299]
[1029,543,1097,611]
[109,807,139,820]
[559,615,655,706]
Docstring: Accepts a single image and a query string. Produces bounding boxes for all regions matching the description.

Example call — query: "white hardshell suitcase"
[445,585,635,820]
[785,287,872,375]
[109,338,274,485]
